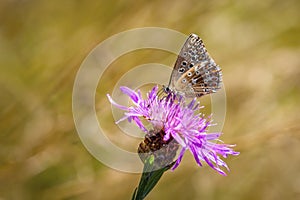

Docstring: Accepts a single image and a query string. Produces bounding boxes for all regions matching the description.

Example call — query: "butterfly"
[164,33,222,98]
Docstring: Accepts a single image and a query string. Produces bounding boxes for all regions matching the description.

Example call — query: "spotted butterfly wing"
[166,34,222,97]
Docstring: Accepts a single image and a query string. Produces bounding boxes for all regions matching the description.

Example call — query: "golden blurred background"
[1,0,300,199]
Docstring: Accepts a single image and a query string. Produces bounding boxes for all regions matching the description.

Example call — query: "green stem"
[131,158,175,200]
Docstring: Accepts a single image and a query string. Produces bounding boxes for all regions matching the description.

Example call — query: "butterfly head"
[163,85,171,94]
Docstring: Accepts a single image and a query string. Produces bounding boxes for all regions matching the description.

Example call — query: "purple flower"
[107,86,239,175]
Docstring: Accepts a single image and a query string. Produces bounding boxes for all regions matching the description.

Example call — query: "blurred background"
[1,0,300,199]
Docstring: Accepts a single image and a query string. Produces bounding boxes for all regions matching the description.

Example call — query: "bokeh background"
[1,0,300,199]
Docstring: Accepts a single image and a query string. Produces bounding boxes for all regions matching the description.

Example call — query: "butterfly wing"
[168,34,206,88]
[169,34,222,97]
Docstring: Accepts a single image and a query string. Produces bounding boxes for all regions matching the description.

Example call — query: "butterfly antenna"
[157,87,165,99]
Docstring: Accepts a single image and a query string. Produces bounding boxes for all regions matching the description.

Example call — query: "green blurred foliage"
[0,0,300,199]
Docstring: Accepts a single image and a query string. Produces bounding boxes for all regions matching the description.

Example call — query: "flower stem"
[131,156,175,200]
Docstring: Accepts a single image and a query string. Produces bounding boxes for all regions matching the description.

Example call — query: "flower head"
[107,86,239,175]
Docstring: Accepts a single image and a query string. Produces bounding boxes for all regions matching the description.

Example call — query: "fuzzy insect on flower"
[107,86,239,175]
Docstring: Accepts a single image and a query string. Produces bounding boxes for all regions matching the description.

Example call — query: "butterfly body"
[165,34,222,98]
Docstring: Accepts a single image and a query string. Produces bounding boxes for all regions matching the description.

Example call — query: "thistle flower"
[107,86,239,175]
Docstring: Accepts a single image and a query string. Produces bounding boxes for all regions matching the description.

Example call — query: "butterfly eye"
[182,78,187,83]
[187,72,193,77]
[189,63,194,68]
[164,87,171,93]
[195,71,200,75]
[183,52,187,57]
